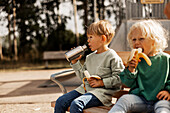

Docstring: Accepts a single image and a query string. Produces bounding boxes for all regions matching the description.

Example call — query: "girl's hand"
[127,57,139,72]
[71,55,82,64]
[156,90,170,100]
[87,78,104,88]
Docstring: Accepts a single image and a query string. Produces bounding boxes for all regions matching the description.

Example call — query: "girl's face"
[87,34,105,53]
[130,28,156,56]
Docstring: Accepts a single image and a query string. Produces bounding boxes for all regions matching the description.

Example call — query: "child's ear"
[102,35,107,42]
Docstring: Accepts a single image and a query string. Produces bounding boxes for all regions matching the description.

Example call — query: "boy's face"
[130,28,155,56]
[87,34,103,52]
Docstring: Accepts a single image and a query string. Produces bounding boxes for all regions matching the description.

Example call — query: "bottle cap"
[82,45,87,50]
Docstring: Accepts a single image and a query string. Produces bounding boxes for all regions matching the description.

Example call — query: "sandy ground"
[0,68,80,113]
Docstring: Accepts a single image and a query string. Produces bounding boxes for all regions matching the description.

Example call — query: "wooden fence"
[125,0,170,20]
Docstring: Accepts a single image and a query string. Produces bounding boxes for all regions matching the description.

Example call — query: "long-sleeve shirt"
[119,52,170,101]
[71,48,125,106]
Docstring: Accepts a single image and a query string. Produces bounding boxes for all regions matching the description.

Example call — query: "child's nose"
[87,38,90,42]
[135,39,140,44]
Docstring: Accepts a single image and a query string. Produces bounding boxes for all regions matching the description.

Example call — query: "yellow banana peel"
[128,48,152,66]
[83,71,101,92]
[84,71,101,79]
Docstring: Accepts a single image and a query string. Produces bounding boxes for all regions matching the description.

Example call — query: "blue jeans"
[108,94,170,113]
[54,90,103,113]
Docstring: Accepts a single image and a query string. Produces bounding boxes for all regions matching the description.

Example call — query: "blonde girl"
[109,19,170,113]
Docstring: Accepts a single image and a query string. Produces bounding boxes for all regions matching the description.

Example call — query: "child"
[54,20,124,113]
[109,19,170,113]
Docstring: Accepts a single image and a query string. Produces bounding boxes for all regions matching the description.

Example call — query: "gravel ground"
[0,103,54,113]
[0,68,78,113]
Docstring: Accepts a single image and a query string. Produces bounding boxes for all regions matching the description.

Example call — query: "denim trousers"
[108,94,170,113]
[54,90,103,113]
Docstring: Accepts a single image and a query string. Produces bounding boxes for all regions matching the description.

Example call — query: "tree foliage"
[0,0,125,61]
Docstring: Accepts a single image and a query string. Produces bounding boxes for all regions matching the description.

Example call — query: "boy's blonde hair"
[87,20,115,45]
[127,19,169,51]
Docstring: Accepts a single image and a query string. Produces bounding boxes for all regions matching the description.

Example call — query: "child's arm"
[70,55,87,80]
[71,55,82,64]
[156,57,170,101]
[156,90,170,100]
[101,57,125,89]
[119,56,139,88]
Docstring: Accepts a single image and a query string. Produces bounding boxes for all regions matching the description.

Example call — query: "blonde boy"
[54,20,124,113]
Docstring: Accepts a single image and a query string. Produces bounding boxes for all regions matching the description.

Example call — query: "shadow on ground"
[0,79,80,98]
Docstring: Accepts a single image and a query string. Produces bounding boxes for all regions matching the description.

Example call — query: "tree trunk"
[13,0,18,61]
[8,13,12,59]
[84,0,88,28]
[94,0,97,22]
[0,37,3,60]
[73,0,79,45]
[102,0,105,19]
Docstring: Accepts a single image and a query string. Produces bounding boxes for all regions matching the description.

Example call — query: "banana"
[84,71,101,79]
[83,71,101,92]
[128,48,152,66]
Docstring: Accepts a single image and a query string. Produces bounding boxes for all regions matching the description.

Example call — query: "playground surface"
[0,68,77,113]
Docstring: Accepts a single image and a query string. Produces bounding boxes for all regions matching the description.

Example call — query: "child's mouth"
[136,47,144,52]
[88,44,91,48]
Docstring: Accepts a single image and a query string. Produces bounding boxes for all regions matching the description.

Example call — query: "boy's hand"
[156,90,170,100]
[71,55,82,64]
[127,56,140,72]
[87,78,104,88]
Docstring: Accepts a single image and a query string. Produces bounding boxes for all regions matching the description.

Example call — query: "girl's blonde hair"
[87,20,115,45]
[127,19,169,51]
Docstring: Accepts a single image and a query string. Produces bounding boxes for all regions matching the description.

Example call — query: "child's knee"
[70,99,83,108]
[154,100,170,112]
[55,96,66,107]
[117,94,141,108]
[70,99,84,112]
[55,96,70,112]
[116,94,133,108]
[118,94,132,103]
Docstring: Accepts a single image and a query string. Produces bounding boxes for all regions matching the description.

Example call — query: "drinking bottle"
[65,44,88,62]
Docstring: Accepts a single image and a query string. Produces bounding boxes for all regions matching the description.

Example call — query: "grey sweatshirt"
[71,48,125,106]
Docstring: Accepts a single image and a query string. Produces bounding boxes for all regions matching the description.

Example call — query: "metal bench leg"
[51,74,67,94]
[50,69,74,94]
